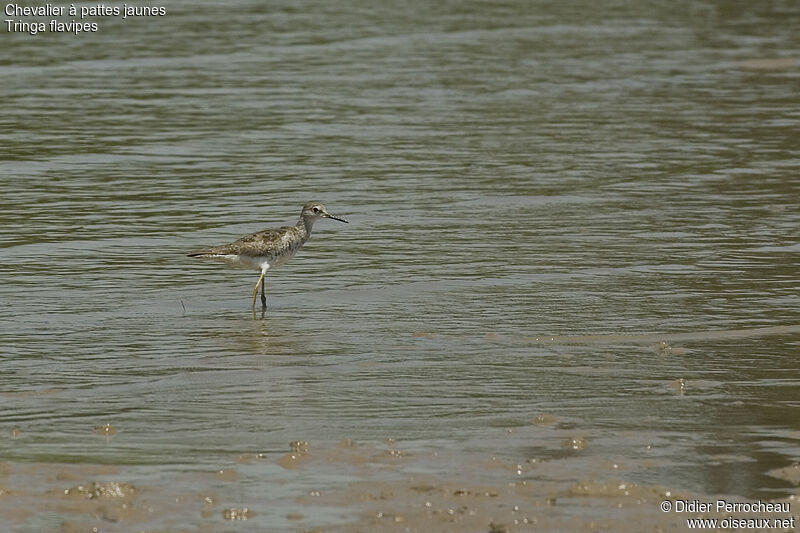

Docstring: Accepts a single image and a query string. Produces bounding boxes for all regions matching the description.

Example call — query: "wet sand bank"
[2,429,797,532]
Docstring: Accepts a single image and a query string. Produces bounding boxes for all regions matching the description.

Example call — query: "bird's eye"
[312,207,320,213]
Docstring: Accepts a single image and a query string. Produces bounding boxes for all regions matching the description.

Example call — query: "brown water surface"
[1,0,799,530]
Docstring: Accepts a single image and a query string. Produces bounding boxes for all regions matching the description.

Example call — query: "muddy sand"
[2,423,798,532]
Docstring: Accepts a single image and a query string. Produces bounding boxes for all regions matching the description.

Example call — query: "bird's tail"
[188,250,216,258]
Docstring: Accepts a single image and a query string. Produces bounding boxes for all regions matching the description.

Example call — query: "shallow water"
[2,0,800,530]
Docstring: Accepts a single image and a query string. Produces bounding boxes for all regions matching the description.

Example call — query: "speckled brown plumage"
[188,221,309,269]
[188,201,348,309]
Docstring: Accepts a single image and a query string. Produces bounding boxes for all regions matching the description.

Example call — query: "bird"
[188,201,348,309]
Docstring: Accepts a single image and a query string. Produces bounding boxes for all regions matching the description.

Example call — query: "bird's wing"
[189,226,293,257]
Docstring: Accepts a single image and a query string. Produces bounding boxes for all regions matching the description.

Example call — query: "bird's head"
[300,202,348,223]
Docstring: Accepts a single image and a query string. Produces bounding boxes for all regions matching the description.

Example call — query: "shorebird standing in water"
[188,201,348,309]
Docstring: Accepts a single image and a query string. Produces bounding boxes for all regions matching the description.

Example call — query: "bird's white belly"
[214,249,299,272]
[212,254,264,270]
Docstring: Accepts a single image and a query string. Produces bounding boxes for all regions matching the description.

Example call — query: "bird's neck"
[296,216,314,241]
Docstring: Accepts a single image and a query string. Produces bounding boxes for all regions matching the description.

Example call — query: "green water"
[2,1,799,530]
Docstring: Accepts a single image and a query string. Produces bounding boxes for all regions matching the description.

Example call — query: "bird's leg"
[260,277,267,309]
[252,270,266,309]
